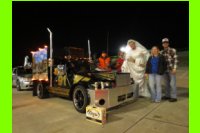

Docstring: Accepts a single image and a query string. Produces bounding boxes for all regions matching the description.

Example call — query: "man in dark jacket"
[146,46,167,103]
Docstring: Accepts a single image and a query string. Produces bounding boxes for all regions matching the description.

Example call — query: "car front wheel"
[16,80,21,91]
[73,85,89,113]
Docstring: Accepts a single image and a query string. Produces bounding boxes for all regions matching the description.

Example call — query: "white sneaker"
[154,100,161,103]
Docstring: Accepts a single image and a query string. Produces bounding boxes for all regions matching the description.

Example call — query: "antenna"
[88,39,92,61]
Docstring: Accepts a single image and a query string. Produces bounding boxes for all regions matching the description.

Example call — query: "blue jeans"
[149,74,162,102]
[163,72,177,99]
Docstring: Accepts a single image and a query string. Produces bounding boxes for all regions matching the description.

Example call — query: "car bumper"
[88,84,137,109]
[20,81,34,90]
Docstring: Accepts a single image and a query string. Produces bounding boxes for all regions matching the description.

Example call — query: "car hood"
[18,74,32,78]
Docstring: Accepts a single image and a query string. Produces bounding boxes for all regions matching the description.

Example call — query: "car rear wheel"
[73,85,89,113]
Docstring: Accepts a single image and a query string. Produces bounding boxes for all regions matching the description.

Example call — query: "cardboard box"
[86,105,106,125]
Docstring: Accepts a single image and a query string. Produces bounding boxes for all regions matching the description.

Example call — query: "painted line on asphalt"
[145,117,188,128]
[123,103,163,133]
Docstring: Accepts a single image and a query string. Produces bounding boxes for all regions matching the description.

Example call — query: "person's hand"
[140,53,144,57]
[171,69,176,74]
[127,57,135,63]
[115,63,119,68]
[88,60,93,63]
[139,63,145,68]
[145,74,148,78]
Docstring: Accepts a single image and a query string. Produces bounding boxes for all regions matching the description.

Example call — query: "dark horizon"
[12,1,189,67]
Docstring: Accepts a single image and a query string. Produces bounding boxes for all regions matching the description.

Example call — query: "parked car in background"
[12,66,33,91]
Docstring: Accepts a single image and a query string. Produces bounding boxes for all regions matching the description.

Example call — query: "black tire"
[32,82,37,96]
[16,80,21,91]
[37,82,49,99]
[73,85,89,113]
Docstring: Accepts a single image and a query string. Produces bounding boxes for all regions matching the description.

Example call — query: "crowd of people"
[96,38,178,103]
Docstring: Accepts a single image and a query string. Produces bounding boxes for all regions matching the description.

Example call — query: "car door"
[12,68,17,86]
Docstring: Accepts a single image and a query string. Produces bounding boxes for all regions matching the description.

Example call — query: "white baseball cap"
[162,38,169,43]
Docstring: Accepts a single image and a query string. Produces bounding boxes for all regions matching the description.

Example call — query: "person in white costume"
[122,39,150,97]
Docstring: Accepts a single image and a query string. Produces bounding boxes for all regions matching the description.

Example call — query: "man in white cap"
[160,38,178,102]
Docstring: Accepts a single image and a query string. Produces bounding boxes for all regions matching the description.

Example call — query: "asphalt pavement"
[13,51,188,133]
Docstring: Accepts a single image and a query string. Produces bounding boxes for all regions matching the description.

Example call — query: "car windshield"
[17,68,32,75]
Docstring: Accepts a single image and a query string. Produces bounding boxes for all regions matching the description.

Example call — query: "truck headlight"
[104,82,111,87]
[94,82,112,89]
[102,82,112,88]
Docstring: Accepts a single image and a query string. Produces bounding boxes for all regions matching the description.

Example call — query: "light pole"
[47,28,53,87]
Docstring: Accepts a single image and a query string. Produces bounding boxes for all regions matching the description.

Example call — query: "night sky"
[12,1,189,67]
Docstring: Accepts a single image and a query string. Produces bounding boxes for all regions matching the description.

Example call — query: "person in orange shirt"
[98,51,111,71]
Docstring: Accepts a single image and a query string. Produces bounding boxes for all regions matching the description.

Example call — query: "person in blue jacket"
[145,46,167,103]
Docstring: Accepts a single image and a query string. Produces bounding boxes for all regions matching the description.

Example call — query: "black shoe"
[169,98,177,102]
[162,96,171,100]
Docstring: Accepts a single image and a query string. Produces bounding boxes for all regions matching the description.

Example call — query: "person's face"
[67,55,72,60]
[101,53,107,58]
[151,47,159,55]
[129,42,136,49]
[162,42,169,49]
[118,51,124,57]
